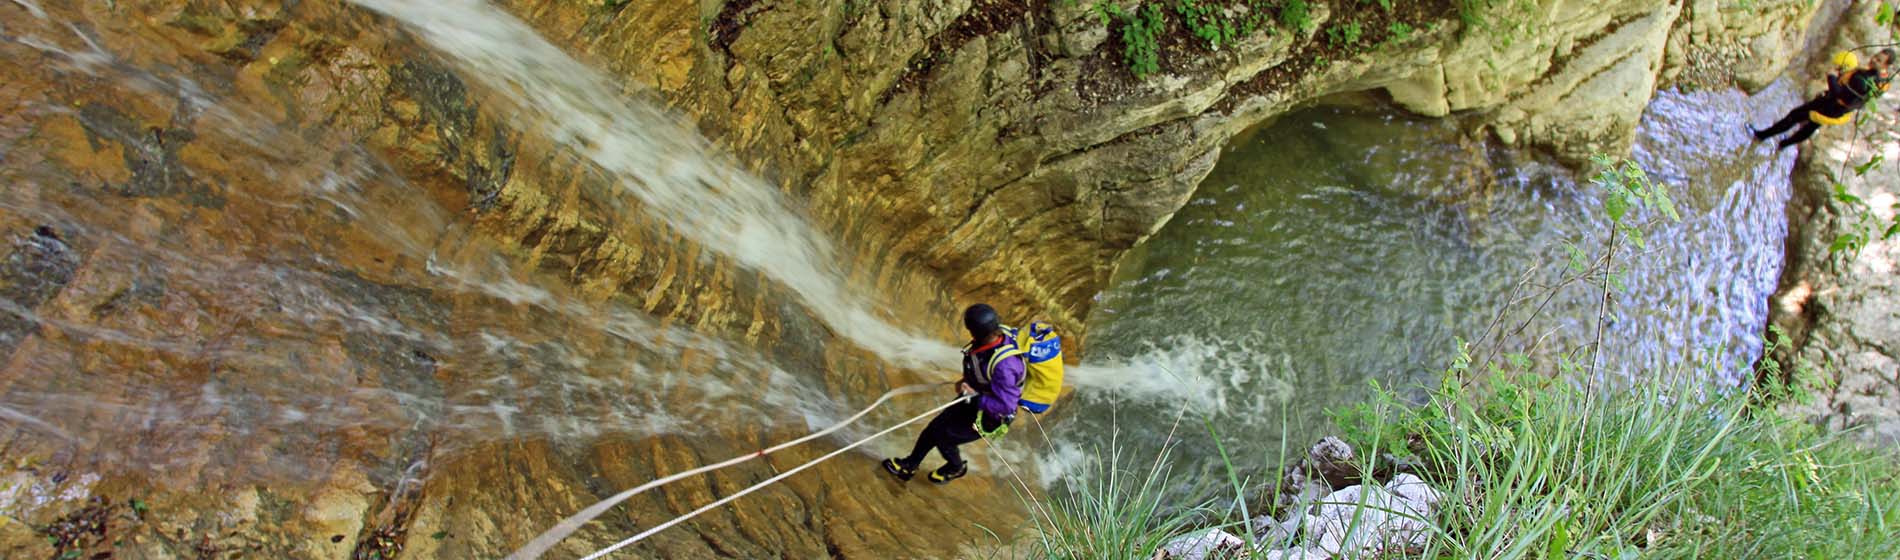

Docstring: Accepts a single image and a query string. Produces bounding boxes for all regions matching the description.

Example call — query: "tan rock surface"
[0,0,1845,557]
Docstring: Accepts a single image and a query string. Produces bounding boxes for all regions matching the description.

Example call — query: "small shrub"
[1325,21,1362,48]
[1092,1,1119,25]
[1387,21,1413,41]
[1119,3,1166,78]
[1278,0,1313,34]
[1175,0,1239,49]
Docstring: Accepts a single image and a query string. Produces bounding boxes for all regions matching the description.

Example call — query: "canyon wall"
[0,0,1829,558]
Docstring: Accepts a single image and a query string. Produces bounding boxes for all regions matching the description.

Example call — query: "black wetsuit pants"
[1758,97,1836,148]
[900,400,1008,468]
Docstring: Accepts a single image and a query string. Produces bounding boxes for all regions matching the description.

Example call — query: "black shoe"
[928,462,968,485]
[881,458,916,481]
[1748,125,1769,143]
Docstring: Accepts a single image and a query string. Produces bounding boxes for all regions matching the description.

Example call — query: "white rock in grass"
[1300,473,1442,556]
[1250,514,1298,547]
[1156,528,1245,560]
[1255,547,1328,560]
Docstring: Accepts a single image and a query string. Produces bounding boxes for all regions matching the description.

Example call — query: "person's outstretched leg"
[1757,99,1827,142]
[926,401,979,466]
[930,410,1009,484]
[887,401,976,480]
[1780,122,1822,150]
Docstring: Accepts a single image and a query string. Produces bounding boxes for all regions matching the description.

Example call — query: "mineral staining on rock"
[0,0,1840,557]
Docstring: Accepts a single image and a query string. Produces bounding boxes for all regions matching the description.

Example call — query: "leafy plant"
[1387,21,1414,42]
[1818,90,1898,259]
[1118,3,1166,78]
[1755,325,1826,405]
[1176,0,1239,49]
[1278,0,1313,34]
[1359,0,1395,10]
[1092,1,1120,25]
[1326,22,1364,47]
[1590,153,1679,252]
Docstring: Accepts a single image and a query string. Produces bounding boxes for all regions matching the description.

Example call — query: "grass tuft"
[1017,371,1900,559]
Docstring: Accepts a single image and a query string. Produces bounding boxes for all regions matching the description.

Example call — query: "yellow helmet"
[1834,50,1860,71]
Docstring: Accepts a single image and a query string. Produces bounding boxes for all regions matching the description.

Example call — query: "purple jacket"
[970,353,1024,419]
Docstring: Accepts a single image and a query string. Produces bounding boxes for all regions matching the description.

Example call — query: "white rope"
[978,427,1064,542]
[507,382,954,560]
[577,393,972,559]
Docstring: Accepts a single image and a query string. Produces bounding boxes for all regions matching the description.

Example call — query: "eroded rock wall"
[1765,1,1900,446]
[0,0,1838,558]
[1386,0,1816,160]
[500,0,1820,348]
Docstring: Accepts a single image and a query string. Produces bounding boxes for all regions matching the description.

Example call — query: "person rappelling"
[1752,48,1895,150]
[882,303,1025,485]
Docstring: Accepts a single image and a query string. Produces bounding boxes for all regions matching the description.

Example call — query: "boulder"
[1155,528,1245,560]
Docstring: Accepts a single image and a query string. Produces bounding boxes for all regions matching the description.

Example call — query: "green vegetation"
[1111,3,1166,78]
[1348,370,1896,558]
[1453,0,1539,47]
[1387,21,1414,42]
[1824,4,1900,258]
[1326,22,1363,48]
[1094,0,1431,78]
[1175,0,1265,50]
[1824,0,1900,260]
[1278,0,1313,35]
[1823,153,1899,258]
[1024,441,1232,558]
[1012,361,1900,559]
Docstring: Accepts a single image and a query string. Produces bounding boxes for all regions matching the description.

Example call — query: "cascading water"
[0,2,1019,556]
[347,0,959,370]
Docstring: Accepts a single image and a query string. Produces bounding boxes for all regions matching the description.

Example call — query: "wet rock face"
[0,1,1010,558]
[0,227,79,356]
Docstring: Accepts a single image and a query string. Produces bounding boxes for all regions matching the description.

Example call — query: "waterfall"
[349,0,959,370]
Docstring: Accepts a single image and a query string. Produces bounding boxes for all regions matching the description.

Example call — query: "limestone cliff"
[501,0,1821,349]
[0,0,1834,558]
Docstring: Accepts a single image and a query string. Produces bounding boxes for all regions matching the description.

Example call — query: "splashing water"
[1045,87,1802,487]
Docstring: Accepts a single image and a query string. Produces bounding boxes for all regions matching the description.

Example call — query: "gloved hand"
[956,381,975,397]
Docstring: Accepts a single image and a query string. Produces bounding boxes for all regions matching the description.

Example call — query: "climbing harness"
[1810,110,1855,126]
[974,409,1012,441]
[506,383,961,560]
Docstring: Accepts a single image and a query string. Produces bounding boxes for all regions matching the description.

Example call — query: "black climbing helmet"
[963,304,1001,341]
